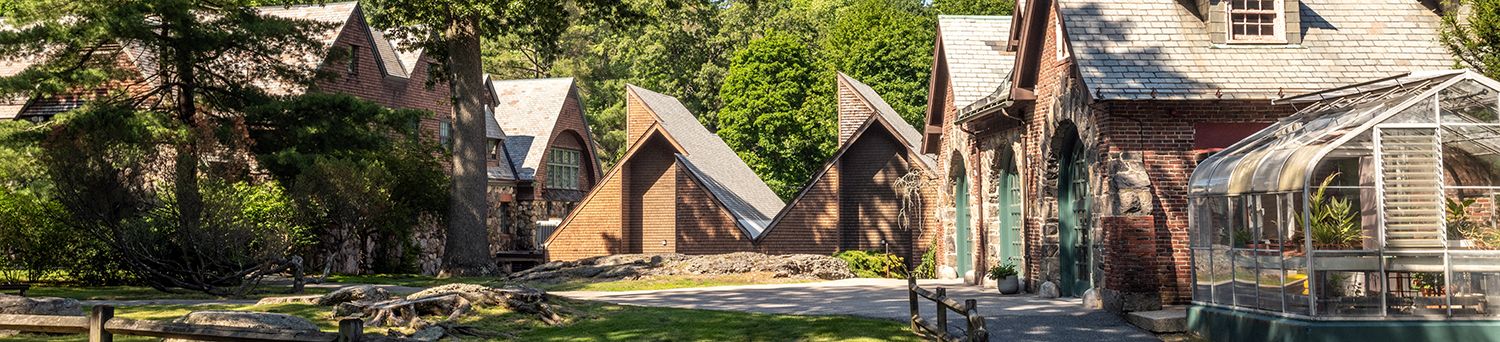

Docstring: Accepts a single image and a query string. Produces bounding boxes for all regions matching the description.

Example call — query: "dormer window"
[1227,0,1285,43]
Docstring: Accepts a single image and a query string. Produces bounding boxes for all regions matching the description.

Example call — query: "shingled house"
[927,0,1455,313]
[753,74,941,266]
[543,85,785,261]
[486,76,602,255]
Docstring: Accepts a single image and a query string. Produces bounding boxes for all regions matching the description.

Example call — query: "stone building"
[543,85,786,261]
[754,73,941,267]
[485,76,603,255]
[926,0,1455,313]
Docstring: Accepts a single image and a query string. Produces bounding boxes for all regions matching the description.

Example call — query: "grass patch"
[535,273,815,292]
[0,299,916,341]
[26,285,330,301]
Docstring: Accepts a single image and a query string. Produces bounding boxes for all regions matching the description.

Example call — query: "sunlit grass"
[0,299,917,342]
[26,284,330,301]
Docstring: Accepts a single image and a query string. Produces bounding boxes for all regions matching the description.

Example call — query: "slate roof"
[490,77,577,180]
[1058,0,1453,100]
[937,16,1016,108]
[628,85,785,236]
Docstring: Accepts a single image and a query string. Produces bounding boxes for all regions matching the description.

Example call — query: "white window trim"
[1225,0,1288,44]
[1055,19,1070,61]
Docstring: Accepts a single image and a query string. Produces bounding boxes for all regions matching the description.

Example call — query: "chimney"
[836,73,876,146]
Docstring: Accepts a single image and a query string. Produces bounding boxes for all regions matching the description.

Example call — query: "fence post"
[89,305,113,342]
[907,276,918,331]
[934,287,947,335]
[965,299,986,342]
[338,318,363,342]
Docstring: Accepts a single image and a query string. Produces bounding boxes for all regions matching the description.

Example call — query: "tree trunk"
[441,16,496,277]
[171,11,203,242]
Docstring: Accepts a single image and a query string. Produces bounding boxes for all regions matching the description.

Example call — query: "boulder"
[1038,281,1060,298]
[255,295,320,306]
[317,285,391,306]
[165,311,319,342]
[770,254,853,280]
[0,295,81,316]
[409,326,445,342]
[408,283,503,304]
[1082,289,1102,309]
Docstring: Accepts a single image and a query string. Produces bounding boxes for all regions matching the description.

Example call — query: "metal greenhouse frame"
[1189,70,1500,320]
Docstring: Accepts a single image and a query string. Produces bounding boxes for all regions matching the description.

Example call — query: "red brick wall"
[1095,99,1292,303]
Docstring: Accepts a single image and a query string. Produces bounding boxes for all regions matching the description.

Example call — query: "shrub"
[834,250,907,279]
[987,261,1017,281]
[911,238,938,279]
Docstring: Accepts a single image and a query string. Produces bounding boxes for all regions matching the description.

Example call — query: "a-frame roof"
[489,76,581,181]
[836,73,934,168]
[627,85,785,236]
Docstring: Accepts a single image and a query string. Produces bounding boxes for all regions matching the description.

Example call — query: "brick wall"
[837,77,877,145]
[625,135,678,255]
[839,128,922,265]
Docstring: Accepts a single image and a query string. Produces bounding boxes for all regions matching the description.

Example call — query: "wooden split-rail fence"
[908,277,989,342]
[0,305,372,342]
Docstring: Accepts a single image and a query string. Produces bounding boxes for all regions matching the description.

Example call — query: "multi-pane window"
[546,148,582,190]
[490,140,503,160]
[1228,0,1282,42]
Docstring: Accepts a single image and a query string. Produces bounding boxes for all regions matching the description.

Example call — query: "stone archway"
[1046,122,1095,298]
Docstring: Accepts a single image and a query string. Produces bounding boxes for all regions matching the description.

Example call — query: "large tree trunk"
[441,16,496,277]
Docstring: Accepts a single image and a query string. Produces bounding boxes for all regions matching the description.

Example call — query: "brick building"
[926,0,1455,313]
[543,85,785,261]
[485,76,603,255]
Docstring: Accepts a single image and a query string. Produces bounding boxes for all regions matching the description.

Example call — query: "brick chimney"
[836,73,877,146]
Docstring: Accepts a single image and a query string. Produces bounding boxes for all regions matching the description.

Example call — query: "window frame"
[1225,0,1287,44]
[439,121,452,151]
[545,148,583,191]
[347,44,360,74]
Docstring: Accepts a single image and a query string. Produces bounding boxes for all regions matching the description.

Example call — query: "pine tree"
[1442,0,1500,78]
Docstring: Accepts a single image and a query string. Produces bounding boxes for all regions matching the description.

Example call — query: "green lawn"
[25,284,330,301]
[0,298,917,342]
[328,272,814,293]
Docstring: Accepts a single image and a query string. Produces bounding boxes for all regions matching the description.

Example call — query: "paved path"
[557,278,1159,342]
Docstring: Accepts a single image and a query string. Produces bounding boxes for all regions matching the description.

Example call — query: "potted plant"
[1295,172,1363,250]
[988,261,1020,295]
[1446,197,1480,248]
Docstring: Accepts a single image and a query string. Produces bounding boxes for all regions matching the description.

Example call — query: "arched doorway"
[954,168,972,279]
[996,151,1023,272]
[1057,130,1092,297]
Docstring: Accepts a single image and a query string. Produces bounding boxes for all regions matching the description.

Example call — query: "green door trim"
[1058,138,1092,297]
[998,154,1023,275]
[955,173,972,277]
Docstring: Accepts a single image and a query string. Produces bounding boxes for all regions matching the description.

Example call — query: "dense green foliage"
[718,31,834,199]
[485,0,1013,196]
[834,250,908,278]
[1443,0,1500,78]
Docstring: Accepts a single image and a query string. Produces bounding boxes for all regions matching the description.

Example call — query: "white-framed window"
[546,148,582,190]
[439,121,452,150]
[1227,0,1285,43]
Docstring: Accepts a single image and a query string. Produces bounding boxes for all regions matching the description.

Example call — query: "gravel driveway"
[556,278,1159,342]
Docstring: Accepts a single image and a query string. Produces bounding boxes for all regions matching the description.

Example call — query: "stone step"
[1125,306,1187,333]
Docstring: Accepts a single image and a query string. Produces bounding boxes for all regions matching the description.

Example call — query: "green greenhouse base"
[1188,305,1500,342]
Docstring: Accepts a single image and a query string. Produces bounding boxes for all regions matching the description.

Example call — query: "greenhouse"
[1187,70,1500,337]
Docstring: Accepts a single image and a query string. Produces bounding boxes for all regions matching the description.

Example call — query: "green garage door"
[1058,139,1092,297]
[955,173,972,278]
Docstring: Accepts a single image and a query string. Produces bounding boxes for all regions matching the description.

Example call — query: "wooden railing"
[0,283,29,296]
[908,277,989,342]
[0,305,371,342]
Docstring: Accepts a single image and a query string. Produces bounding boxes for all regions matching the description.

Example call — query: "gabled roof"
[837,73,927,156]
[1057,0,1452,100]
[937,16,1016,108]
[490,77,577,181]
[627,85,785,235]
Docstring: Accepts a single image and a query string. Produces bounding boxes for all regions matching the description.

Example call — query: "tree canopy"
[1443,0,1500,79]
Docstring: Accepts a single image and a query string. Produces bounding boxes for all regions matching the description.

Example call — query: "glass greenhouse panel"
[1188,71,1500,319]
